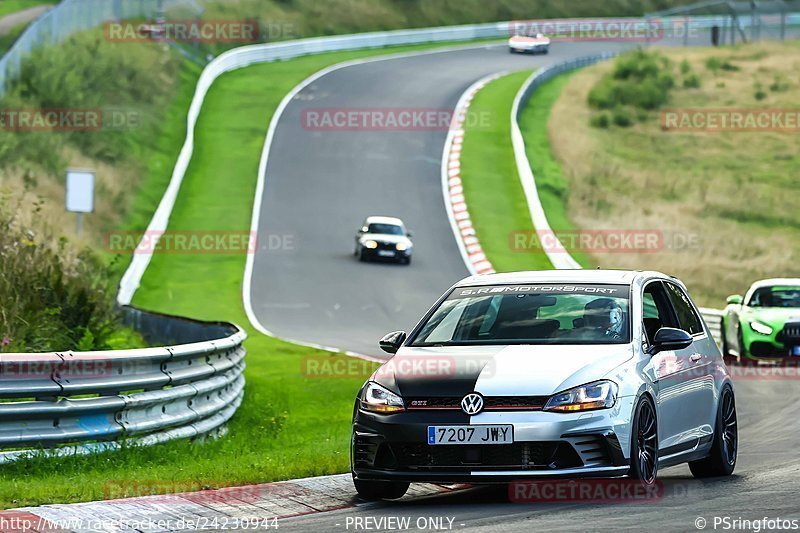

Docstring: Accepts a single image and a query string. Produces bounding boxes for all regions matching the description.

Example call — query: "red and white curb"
[2,474,468,532]
[442,73,506,277]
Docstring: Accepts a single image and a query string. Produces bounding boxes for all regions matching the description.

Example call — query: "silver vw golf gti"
[351,270,737,500]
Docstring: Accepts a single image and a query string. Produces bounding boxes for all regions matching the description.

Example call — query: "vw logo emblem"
[461,393,484,415]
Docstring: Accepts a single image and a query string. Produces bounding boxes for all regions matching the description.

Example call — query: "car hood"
[741,307,800,326]
[360,233,410,245]
[372,344,634,398]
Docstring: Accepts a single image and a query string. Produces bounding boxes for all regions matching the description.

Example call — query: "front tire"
[629,395,658,484]
[720,317,730,357]
[358,249,368,262]
[689,386,737,478]
[737,326,748,360]
[353,478,409,501]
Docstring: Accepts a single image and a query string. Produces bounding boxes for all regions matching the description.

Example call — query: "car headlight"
[360,382,404,413]
[395,242,408,251]
[543,380,618,412]
[363,240,378,249]
[750,321,773,335]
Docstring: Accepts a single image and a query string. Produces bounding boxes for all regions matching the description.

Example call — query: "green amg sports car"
[721,279,800,361]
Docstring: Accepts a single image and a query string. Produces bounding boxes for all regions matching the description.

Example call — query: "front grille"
[406,396,548,411]
[779,323,800,343]
[750,341,787,357]
[485,396,548,410]
[387,442,582,471]
[376,241,396,250]
[353,435,380,467]
[569,436,614,467]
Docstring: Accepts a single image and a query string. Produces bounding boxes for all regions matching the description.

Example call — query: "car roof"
[365,216,404,226]
[749,278,800,290]
[455,269,670,287]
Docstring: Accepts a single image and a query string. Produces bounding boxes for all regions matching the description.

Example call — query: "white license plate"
[377,250,395,257]
[427,425,513,445]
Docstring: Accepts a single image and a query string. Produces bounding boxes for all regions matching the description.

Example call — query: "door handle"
[690,353,702,363]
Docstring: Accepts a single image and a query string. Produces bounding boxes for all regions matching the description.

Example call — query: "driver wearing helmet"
[583,298,625,340]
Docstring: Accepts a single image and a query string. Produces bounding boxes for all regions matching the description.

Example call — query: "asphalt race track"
[248,41,635,358]
[248,28,748,358]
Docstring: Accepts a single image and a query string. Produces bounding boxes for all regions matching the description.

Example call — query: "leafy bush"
[769,75,790,92]
[587,49,674,112]
[589,111,612,129]
[0,201,144,352]
[706,56,739,74]
[612,107,633,127]
[754,82,767,100]
[683,73,702,88]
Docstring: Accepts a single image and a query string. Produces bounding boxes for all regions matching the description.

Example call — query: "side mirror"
[726,294,743,305]
[379,331,407,354]
[647,327,693,355]
[406,231,413,238]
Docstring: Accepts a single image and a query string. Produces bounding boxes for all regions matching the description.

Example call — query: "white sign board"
[66,169,95,213]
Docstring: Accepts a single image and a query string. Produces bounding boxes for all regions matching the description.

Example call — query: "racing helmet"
[583,298,624,337]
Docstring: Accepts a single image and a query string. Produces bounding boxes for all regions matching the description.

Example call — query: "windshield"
[368,223,404,235]
[748,286,800,308]
[410,284,631,346]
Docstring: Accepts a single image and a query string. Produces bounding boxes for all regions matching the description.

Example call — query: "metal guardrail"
[511,54,727,346]
[700,307,724,345]
[510,53,618,271]
[0,307,246,463]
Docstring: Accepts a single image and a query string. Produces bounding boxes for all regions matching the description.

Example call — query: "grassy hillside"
[547,42,800,305]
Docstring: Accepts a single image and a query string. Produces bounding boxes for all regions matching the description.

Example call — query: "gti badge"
[461,393,484,415]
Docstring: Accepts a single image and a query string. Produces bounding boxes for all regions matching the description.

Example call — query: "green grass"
[0,20,24,53]
[0,40,505,510]
[0,0,56,19]
[106,59,203,280]
[517,72,590,267]
[459,70,587,273]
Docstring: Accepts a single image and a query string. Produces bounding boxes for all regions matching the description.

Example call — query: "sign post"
[65,169,95,235]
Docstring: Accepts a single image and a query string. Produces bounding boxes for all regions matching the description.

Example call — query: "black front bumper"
[352,409,628,483]
[361,247,410,262]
